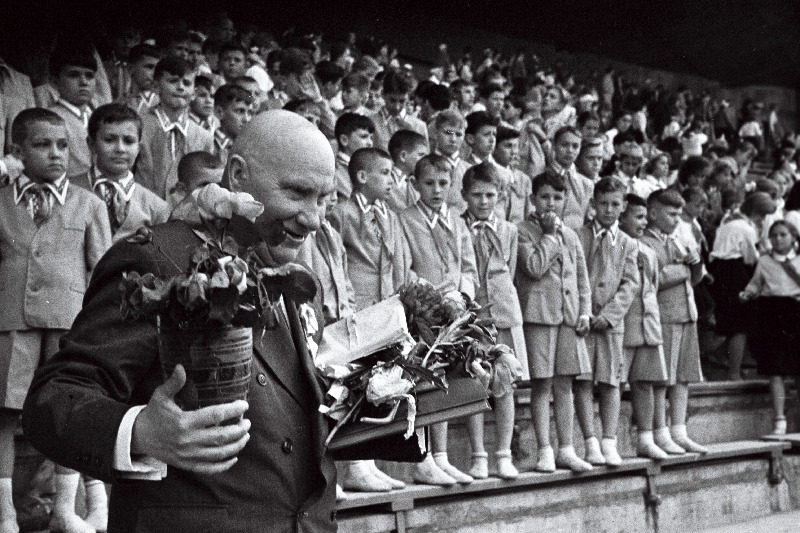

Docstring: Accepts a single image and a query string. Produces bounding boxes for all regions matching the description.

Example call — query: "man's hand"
[131,365,251,475]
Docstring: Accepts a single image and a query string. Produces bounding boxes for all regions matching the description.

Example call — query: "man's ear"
[409,175,419,191]
[465,133,475,147]
[398,149,407,164]
[338,135,349,150]
[355,169,367,186]
[214,105,224,120]
[225,154,248,192]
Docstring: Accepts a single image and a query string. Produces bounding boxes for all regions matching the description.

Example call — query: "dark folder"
[327,373,490,461]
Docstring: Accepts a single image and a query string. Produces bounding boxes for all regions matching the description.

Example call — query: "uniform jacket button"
[257,373,267,386]
[282,438,294,454]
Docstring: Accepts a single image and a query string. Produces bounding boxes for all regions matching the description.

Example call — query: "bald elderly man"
[23,111,339,532]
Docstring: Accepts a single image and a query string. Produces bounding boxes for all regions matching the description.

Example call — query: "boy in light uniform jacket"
[618,194,672,460]
[640,189,708,454]
[461,161,526,480]
[399,154,479,486]
[574,178,639,466]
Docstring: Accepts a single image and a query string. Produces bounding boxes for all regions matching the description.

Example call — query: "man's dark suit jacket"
[22,219,337,533]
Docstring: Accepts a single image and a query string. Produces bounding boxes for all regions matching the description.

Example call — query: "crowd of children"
[1,13,800,532]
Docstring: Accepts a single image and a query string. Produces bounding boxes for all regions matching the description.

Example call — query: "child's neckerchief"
[417,200,458,265]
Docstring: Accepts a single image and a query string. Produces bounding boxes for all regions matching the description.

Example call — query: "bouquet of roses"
[318,282,522,446]
[120,184,317,331]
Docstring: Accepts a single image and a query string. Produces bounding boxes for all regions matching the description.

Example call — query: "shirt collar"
[465,211,497,233]
[551,160,576,177]
[593,220,619,243]
[214,128,232,150]
[14,174,69,205]
[90,167,136,201]
[644,226,671,242]
[773,249,798,262]
[354,192,388,218]
[417,200,451,230]
[57,98,92,127]
[336,151,351,167]
[154,106,188,136]
[434,149,460,168]
[391,166,408,185]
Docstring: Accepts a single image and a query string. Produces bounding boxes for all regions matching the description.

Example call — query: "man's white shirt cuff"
[114,405,168,480]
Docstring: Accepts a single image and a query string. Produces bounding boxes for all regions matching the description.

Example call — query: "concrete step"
[337,441,792,533]
[692,510,800,533]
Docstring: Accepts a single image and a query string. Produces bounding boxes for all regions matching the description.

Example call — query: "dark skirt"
[709,258,754,336]
[748,296,800,376]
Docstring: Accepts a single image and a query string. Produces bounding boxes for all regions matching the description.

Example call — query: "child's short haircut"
[553,125,582,144]
[283,98,316,113]
[88,103,142,141]
[235,75,258,86]
[530,169,566,195]
[496,126,520,144]
[579,136,604,156]
[419,84,451,112]
[382,70,413,95]
[450,79,474,93]
[266,49,285,73]
[214,84,250,108]
[279,48,313,77]
[195,75,213,93]
[334,113,375,141]
[348,147,391,184]
[577,111,600,128]
[414,154,451,179]
[351,56,380,79]
[388,130,427,161]
[593,176,627,197]
[624,193,647,211]
[342,72,370,93]
[218,41,247,60]
[465,111,497,135]
[618,143,644,161]
[614,130,638,147]
[681,186,708,204]
[478,83,504,99]
[177,150,224,186]
[647,188,685,209]
[128,43,161,64]
[755,178,779,198]
[48,39,97,77]
[188,30,205,45]
[154,56,192,80]
[462,160,502,193]
[163,28,191,48]
[434,109,466,131]
[11,108,65,145]
[315,61,345,85]
[740,191,776,217]
[677,156,711,186]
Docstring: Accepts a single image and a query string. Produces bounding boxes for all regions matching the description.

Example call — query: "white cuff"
[114,405,168,480]
[0,159,7,177]
[579,314,591,323]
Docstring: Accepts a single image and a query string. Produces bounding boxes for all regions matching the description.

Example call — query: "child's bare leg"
[493,393,518,478]
[553,376,592,472]
[413,423,457,486]
[50,466,95,533]
[770,377,787,434]
[632,382,654,431]
[727,333,747,381]
[669,383,707,453]
[431,422,472,483]
[0,411,18,533]
[598,383,622,465]
[574,380,603,464]
[530,378,555,472]
[653,384,684,454]
[467,413,488,479]
[632,382,668,459]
